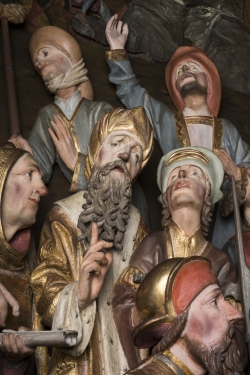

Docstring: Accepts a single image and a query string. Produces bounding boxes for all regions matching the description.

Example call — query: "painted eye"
[210,299,217,306]
[43,51,48,57]
[111,142,118,147]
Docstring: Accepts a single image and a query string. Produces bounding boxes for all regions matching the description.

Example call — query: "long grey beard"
[183,325,243,375]
[46,59,89,94]
[77,160,132,251]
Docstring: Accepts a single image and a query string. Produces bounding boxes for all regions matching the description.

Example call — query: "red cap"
[165,46,221,117]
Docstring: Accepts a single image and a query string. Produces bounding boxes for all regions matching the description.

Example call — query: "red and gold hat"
[165,46,221,117]
[132,256,217,348]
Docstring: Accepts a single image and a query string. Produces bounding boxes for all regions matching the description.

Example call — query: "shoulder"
[53,191,86,227]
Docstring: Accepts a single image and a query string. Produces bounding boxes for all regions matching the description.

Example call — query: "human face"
[175,61,208,92]
[34,45,72,82]
[182,284,243,350]
[166,164,207,212]
[96,132,143,181]
[2,154,48,237]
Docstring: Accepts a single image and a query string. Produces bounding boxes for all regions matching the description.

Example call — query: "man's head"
[165,46,221,117]
[157,147,224,235]
[78,107,153,250]
[0,143,48,242]
[29,26,93,98]
[132,257,244,375]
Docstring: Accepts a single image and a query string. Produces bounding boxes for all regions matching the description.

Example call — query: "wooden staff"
[0,2,26,135]
[231,175,250,359]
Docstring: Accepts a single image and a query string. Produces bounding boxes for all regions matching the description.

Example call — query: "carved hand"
[49,114,78,171]
[215,149,241,181]
[8,134,33,155]
[0,327,34,362]
[0,283,19,327]
[105,14,129,50]
[76,223,113,310]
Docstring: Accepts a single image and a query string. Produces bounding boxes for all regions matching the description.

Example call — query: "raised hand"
[8,134,33,155]
[0,283,20,327]
[215,149,241,181]
[105,14,129,50]
[76,222,113,310]
[49,114,78,171]
[0,327,34,362]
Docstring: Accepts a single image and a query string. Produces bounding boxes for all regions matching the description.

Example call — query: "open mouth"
[173,182,190,190]
[181,73,194,81]
[112,166,124,173]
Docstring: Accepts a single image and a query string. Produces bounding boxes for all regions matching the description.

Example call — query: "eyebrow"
[204,287,222,301]
[25,161,44,178]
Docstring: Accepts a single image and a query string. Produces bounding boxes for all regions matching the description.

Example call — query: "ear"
[245,167,250,179]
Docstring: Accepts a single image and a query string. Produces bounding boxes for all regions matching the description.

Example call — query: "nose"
[36,181,48,197]
[34,59,41,68]
[118,151,130,162]
[182,64,189,73]
[222,299,244,323]
[178,169,187,179]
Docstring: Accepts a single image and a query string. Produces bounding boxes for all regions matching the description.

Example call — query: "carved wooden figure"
[0,142,48,374]
[105,16,250,248]
[30,107,153,375]
[125,257,244,375]
[113,146,247,370]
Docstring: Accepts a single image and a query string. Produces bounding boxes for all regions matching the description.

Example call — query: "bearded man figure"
[125,257,244,375]
[30,107,154,375]
[112,146,247,370]
[105,16,250,248]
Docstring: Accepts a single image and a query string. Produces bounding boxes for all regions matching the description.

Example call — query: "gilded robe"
[31,191,149,375]
[125,349,193,375]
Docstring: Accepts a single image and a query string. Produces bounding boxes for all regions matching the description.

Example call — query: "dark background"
[1,0,250,244]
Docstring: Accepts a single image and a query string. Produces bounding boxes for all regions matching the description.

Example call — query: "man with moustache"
[30,107,154,375]
[0,142,48,374]
[113,147,246,370]
[105,15,250,247]
[125,257,244,375]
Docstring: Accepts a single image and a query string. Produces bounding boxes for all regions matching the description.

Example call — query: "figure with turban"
[125,257,244,375]
[30,107,154,375]
[112,147,247,370]
[105,16,250,248]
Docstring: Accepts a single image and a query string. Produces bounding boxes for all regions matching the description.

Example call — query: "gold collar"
[165,221,211,258]
[175,111,223,151]
[162,349,194,375]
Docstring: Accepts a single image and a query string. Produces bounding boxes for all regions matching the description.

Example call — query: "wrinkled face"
[96,132,143,181]
[166,164,207,212]
[182,284,243,352]
[34,45,72,82]
[2,154,48,234]
[175,61,208,93]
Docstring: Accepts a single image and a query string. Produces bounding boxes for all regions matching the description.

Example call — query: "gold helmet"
[132,256,217,348]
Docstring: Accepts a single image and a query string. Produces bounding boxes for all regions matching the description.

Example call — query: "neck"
[56,85,78,100]
[183,94,207,114]
[170,341,206,375]
[2,223,20,242]
[171,208,201,236]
